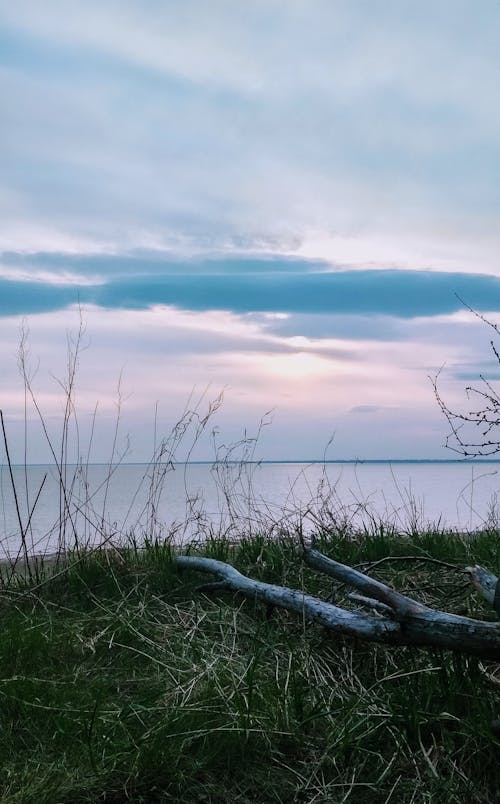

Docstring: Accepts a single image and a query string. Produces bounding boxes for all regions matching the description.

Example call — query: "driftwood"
[175,548,500,660]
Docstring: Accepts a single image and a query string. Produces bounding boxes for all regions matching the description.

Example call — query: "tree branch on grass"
[175,547,500,660]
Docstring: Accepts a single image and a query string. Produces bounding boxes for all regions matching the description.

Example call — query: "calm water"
[1,461,500,558]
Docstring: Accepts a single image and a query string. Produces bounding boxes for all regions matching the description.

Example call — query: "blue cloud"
[3,252,322,277]
[3,255,500,321]
[0,280,75,317]
[92,269,500,317]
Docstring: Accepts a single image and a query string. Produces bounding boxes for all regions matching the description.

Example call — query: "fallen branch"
[175,548,500,660]
[467,565,500,615]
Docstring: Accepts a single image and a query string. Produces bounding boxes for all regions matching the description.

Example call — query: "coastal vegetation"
[0,327,499,802]
[0,528,499,803]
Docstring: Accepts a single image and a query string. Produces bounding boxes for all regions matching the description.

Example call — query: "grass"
[0,528,498,803]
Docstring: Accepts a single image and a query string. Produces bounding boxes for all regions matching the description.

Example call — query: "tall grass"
[1,318,231,569]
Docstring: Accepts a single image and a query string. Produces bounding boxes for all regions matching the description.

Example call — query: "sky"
[1,0,500,462]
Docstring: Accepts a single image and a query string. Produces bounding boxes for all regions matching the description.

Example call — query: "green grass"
[0,530,499,803]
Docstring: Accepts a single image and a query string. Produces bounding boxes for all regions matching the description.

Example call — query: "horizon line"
[4,458,500,468]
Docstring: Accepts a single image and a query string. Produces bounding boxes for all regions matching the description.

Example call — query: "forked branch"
[176,548,500,660]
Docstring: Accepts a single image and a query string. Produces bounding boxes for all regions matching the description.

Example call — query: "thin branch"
[354,555,467,574]
[303,548,429,618]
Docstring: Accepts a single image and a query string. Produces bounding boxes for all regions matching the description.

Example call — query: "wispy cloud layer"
[0,301,466,461]
[1,1,500,269]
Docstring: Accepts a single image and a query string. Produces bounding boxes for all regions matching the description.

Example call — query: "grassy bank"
[0,529,499,803]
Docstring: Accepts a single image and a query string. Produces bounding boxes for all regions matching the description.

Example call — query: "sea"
[2,460,500,559]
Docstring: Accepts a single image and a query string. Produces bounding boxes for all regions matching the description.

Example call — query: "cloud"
[1,1,500,269]
[0,299,463,461]
[0,263,105,286]
[350,405,385,414]
[2,255,500,320]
